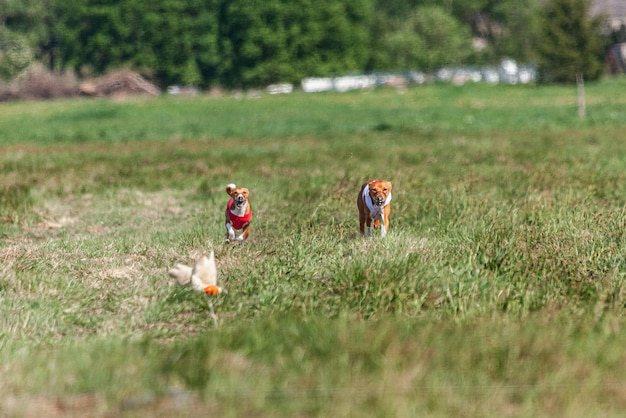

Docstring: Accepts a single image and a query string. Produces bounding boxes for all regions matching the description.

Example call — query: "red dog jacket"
[227,198,252,229]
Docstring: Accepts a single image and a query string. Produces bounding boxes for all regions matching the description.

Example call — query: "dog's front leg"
[382,206,390,238]
[365,218,372,238]
[360,219,371,236]
[377,214,387,238]
[226,222,236,242]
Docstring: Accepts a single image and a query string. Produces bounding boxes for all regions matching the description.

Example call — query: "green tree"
[534,0,604,83]
[369,5,472,72]
[446,0,541,64]
[218,0,372,88]
[52,0,133,75]
[490,0,541,63]
[0,0,53,79]
[138,0,219,86]
[52,0,372,88]
[52,0,219,87]
[0,27,34,79]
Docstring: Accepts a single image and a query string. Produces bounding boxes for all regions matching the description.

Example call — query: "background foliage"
[0,0,616,88]
[535,0,605,82]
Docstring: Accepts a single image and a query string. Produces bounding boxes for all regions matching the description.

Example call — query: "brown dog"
[357,179,392,237]
[225,183,252,243]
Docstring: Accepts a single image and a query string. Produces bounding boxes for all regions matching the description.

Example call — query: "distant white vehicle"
[499,58,519,84]
[518,66,537,84]
[267,83,293,94]
[332,75,376,92]
[301,77,333,93]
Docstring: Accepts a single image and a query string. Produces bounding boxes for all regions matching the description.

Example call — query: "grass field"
[1,79,626,417]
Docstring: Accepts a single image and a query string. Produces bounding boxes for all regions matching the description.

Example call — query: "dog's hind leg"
[359,213,367,236]
[238,222,251,243]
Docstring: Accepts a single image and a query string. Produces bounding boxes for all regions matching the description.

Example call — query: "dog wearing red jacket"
[225,183,252,243]
[357,179,392,237]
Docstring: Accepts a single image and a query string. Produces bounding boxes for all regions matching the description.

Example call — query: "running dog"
[225,183,252,243]
[357,179,392,237]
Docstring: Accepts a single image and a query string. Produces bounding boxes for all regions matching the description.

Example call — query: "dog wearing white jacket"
[357,179,392,237]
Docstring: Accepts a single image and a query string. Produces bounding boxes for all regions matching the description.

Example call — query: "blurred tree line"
[0,0,615,87]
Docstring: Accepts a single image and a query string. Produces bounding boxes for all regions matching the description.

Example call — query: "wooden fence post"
[576,73,586,118]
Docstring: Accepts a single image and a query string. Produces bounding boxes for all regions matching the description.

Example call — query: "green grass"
[1,78,626,416]
[1,79,625,146]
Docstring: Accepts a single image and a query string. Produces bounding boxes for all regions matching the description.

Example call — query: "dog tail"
[168,263,193,285]
[373,219,380,229]
[226,183,236,194]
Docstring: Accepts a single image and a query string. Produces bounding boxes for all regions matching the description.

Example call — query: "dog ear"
[226,183,236,195]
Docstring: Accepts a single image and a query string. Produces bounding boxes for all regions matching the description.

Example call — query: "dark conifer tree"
[534,0,604,83]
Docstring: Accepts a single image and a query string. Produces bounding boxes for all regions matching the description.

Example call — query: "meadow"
[1,79,626,417]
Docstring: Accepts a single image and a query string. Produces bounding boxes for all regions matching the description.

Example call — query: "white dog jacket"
[362,184,392,219]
